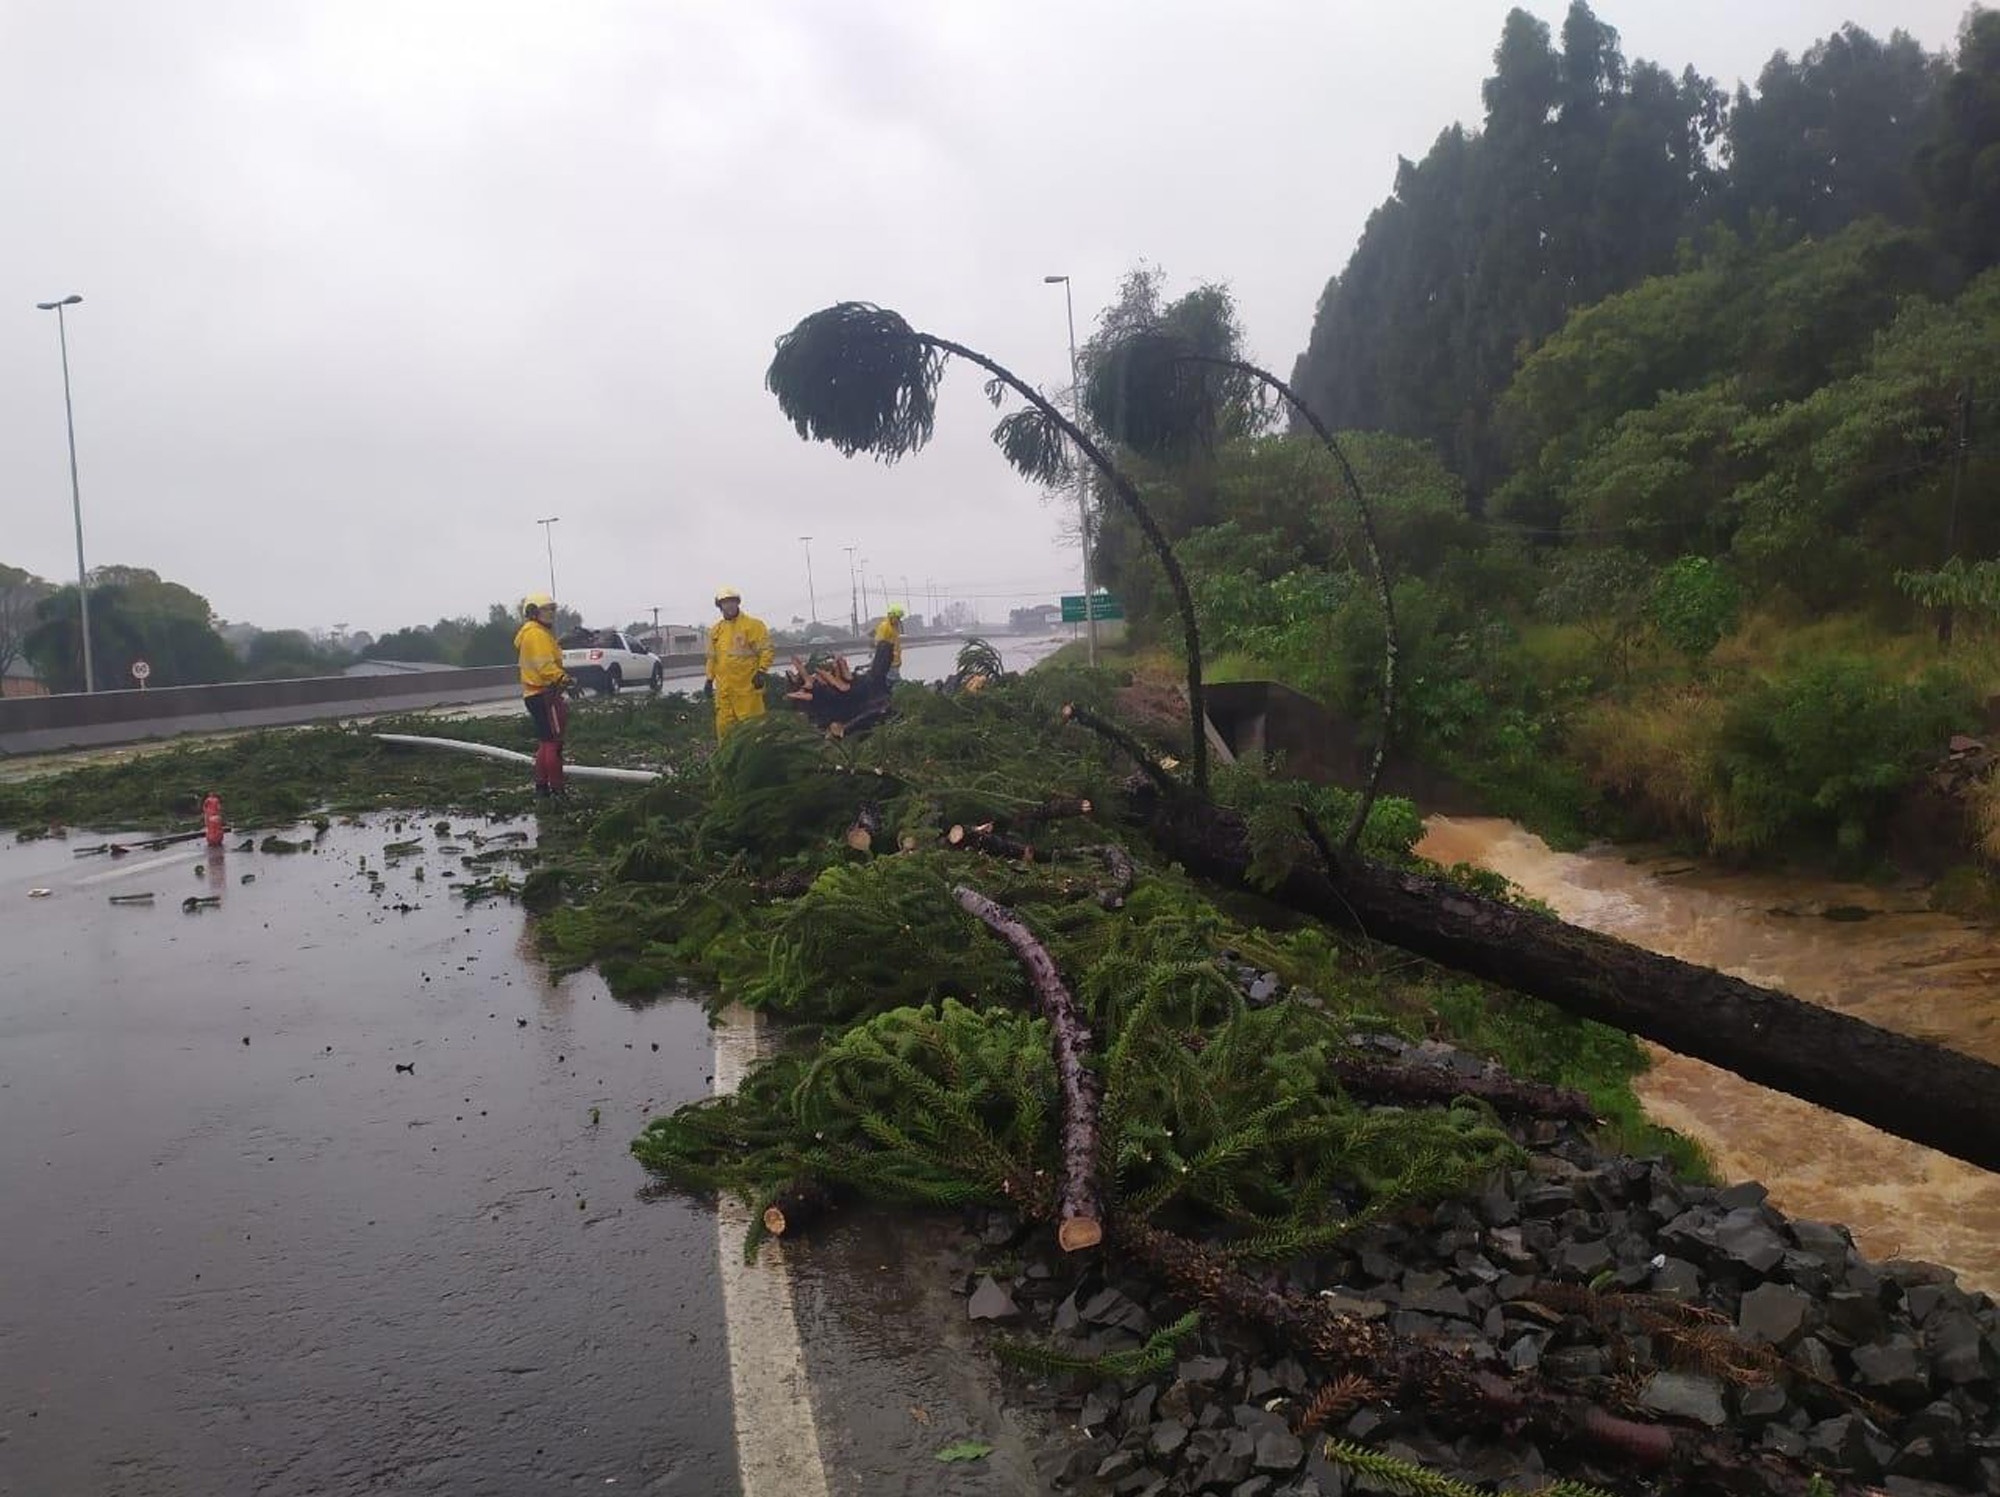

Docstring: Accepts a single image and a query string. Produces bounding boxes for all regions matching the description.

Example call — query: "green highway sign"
[1060,594,1123,623]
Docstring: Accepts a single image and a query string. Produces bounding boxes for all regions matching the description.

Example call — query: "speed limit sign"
[131,659,151,688]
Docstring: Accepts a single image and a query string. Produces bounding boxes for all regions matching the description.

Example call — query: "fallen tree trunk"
[1330,1054,1598,1124]
[1134,786,2000,1176]
[952,885,1103,1252]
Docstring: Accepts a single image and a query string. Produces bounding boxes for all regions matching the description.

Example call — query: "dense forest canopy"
[1087,4,2000,868]
[1290,3,1997,502]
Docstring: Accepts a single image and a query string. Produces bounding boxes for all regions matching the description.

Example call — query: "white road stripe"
[712,1003,831,1497]
[72,851,196,887]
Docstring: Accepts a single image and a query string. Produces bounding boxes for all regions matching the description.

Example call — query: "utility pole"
[1044,274,1096,664]
[651,605,660,644]
[536,516,560,601]
[1942,380,1975,646]
[36,294,93,692]
[859,561,871,624]
[800,536,818,628]
[842,545,860,637]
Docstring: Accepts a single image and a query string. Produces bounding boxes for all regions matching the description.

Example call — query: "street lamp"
[35,294,93,693]
[1044,274,1096,665]
[799,535,818,628]
[536,516,560,602]
[842,544,860,637]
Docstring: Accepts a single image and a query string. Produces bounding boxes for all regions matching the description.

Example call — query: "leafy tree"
[1730,264,2000,605]
[1896,555,2000,638]
[25,573,237,692]
[1710,656,1973,857]
[1535,546,1653,679]
[0,563,52,683]
[766,301,1214,787]
[238,628,364,680]
[1556,384,1752,554]
[1724,25,1943,238]
[1292,3,1723,497]
[1917,9,2000,272]
[1648,556,1740,661]
[461,603,520,666]
[363,626,451,664]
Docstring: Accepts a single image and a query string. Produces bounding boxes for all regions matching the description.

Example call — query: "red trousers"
[525,690,568,792]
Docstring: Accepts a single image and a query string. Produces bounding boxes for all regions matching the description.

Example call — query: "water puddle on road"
[0,816,734,1495]
[1418,815,2000,1293]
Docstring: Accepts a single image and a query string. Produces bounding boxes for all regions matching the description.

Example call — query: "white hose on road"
[372,732,662,783]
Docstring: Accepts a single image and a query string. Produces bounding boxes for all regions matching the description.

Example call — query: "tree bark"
[951,885,1103,1252]
[1067,843,1136,910]
[1117,1219,1825,1495]
[1330,1055,1597,1124]
[946,823,1037,862]
[1135,787,2000,1176]
[1000,796,1094,831]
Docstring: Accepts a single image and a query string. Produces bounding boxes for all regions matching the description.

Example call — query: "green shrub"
[1709,655,1974,858]
[1649,556,1740,662]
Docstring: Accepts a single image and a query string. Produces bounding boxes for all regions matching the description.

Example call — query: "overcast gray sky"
[0,1,1977,637]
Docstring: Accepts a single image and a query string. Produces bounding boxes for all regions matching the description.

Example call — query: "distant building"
[636,624,705,654]
[2,660,48,698]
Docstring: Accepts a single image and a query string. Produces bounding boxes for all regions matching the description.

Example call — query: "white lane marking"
[73,851,196,887]
[713,1003,832,1497]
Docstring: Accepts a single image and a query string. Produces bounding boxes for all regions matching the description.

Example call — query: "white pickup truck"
[559,629,666,696]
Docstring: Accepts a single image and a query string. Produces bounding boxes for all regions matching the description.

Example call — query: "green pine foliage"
[711,857,1030,1023]
[995,1310,1202,1380]
[1320,1441,1618,1497]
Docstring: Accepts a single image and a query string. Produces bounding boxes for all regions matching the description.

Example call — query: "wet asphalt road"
[0,819,736,1496]
[0,648,1083,1496]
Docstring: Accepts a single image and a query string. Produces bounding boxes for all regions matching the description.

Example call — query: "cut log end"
[845,802,882,854]
[762,1182,834,1239]
[1057,1217,1103,1253]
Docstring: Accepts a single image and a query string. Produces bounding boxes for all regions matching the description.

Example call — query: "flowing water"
[1417,816,2000,1295]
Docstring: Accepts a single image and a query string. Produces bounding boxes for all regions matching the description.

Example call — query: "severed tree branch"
[952,885,1103,1252]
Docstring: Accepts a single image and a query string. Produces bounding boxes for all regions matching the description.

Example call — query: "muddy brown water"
[1418,815,2000,1296]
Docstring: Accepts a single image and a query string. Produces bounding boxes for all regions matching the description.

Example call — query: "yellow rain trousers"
[706,612,775,739]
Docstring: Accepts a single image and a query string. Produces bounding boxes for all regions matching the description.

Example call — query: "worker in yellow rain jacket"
[705,586,775,739]
[872,604,905,685]
[514,592,572,795]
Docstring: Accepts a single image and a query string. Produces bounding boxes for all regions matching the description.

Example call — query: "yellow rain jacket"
[872,616,903,670]
[514,618,567,696]
[706,612,775,737]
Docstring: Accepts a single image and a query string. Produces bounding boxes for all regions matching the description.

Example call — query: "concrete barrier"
[0,666,526,756]
[0,635,984,758]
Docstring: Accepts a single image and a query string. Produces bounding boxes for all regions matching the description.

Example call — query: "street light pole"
[859,560,871,623]
[536,516,560,602]
[36,294,93,693]
[800,535,818,628]
[842,544,860,637]
[1044,274,1096,665]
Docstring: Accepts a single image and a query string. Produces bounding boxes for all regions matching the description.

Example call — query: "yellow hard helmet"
[713,585,741,604]
[522,591,555,618]
[886,604,905,619]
